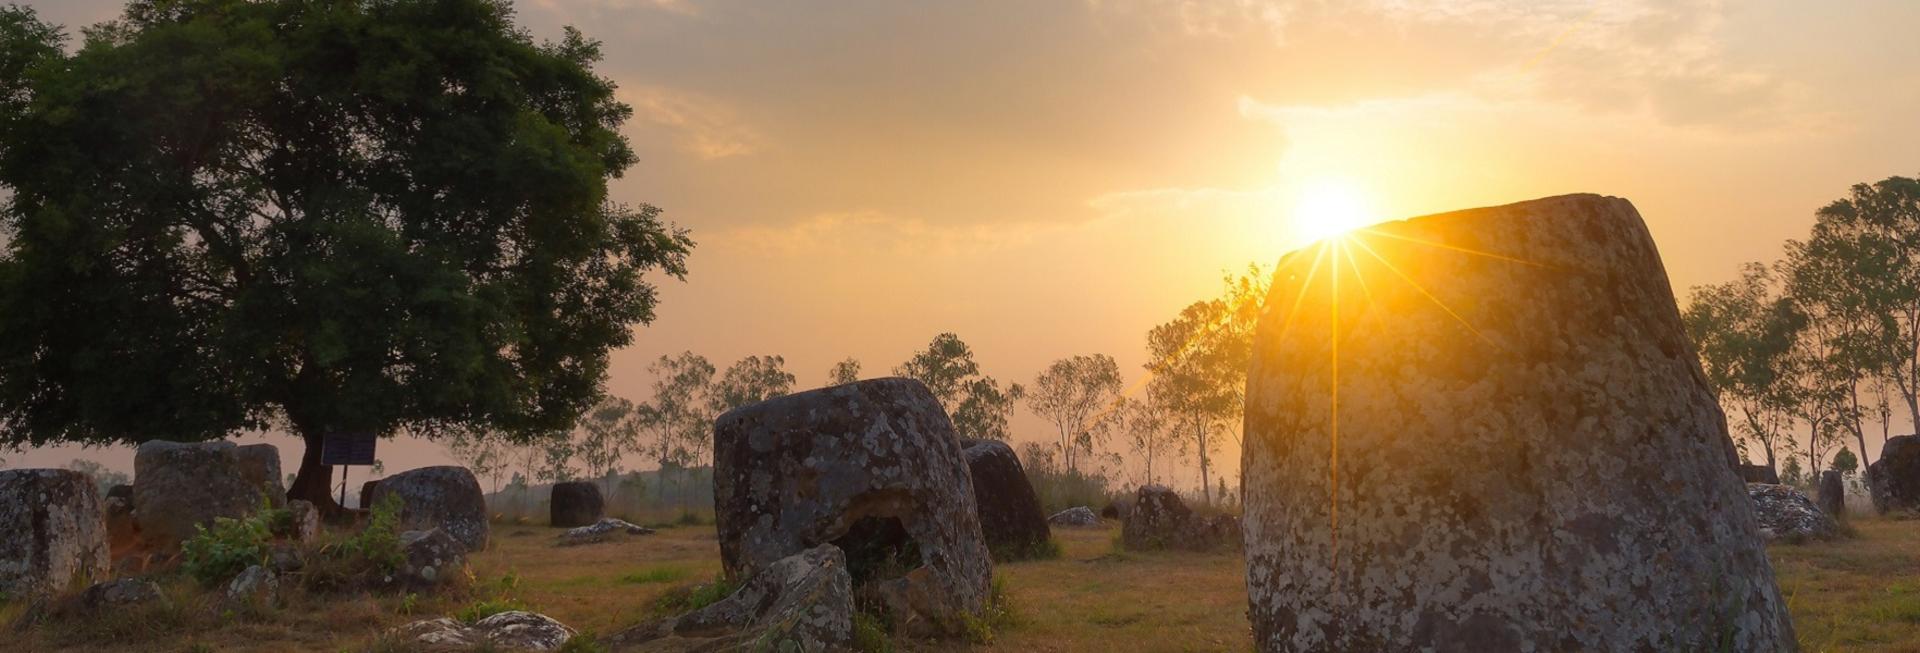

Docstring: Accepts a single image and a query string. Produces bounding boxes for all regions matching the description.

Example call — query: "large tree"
[1683,262,1802,474]
[1805,176,1920,433]
[0,1,691,513]
[1026,354,1123,474]
[709,355,796,415]
[634,351,713,517]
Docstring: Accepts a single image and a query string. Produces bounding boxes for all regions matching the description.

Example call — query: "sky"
[8,0,1920,492]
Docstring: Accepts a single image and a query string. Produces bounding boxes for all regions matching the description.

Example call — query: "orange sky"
[10,1,1920,492]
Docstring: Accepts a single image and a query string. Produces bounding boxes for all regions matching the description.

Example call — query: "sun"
[1292,178,1380,243]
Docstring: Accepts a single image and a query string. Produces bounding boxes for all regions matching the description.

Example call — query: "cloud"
[623,86,760,160]
[715,211,1058,258]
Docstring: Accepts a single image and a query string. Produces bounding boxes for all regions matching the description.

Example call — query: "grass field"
[10,516,1920,651]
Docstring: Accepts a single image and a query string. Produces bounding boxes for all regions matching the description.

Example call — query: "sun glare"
[1292,178,1380,244]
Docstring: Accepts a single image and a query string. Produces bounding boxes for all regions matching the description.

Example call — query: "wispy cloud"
[623,86,760,160]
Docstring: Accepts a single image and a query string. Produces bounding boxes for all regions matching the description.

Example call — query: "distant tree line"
[1683,175,1920,491]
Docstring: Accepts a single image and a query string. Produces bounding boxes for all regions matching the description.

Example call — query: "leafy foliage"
[1026,354,1123,474]
[0,0,692,508]
[894,333,1024,440]
[827,358,863,386]
[181,516,271,587]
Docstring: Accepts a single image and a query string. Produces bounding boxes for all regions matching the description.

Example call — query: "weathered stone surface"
[1048,506,1100,528]
[1099,496,1131,521]
[103,495,138,549]
[614,544,854,652]
[0,469,110,598]
[225,564,278,603]
[555,518,654,547]
[548,481,604,528]
[959,438,1051,558]
[1739,463,1782,484]
[1749,483,1839,543]
[713,377,991,634]
[73,577,166,613]
[369,466,489,552]
[1870,435,1920,514]
[132,440,268,551]
[234,443,286,508]
[1818,470,1846,518]
[388,611,575,652]
[1119,485,1236,552]
[1242,195,1795,652]
[105,484,133,502]
[284,499,321,541]
[359,480,383,510]
[395,528,468,588]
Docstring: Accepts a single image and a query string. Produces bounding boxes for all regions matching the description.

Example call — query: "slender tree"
[0,2,693,513]
[710,355,797,414]
[1117,395,1181,487]
[1804,176,1920,433]
[635,352,714,517]
[1683,263,1802,475]
[574,396,636,496]
[1026,354,1124,474]
[895,333,1024,440]
[827,358,862,386]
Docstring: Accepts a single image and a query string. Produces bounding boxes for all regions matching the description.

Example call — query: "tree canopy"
[0,0,691,510]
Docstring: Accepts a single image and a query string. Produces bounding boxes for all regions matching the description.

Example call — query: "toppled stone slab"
[72,577,166,613]
[388,611,576,652]
[1242,194,1795,652]
[555,518,654,547]
[1048,506,1100,528]
[960,438,1051,558]
[369,466,489,552]
[549,481,604,528]
[0,469,111,598]
[1750,483,1840,542]
[133,440,272,551]
[713,378,991,635]
[612,544,854,651]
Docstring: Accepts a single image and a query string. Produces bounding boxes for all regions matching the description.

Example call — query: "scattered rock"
[613,544,853,651]
[0,469,111,598]
[1241,194,1795,651]
[73,577,166,613]
[283,499,322,541]
[1120,485,1236,551]
[555,518,654,547]
[394,528,468,588]
[1818,470,1846,518]
[234,443,287,507]
[1750,483,1840,542]
[368,466,490,552]
[960,438,1051,558]
[267,543,305,573]
[549,481,604,528]
[1870,435,1920,514]
[1738,463,1781,484]
[1048,506,1100,528]
[1099,497,1131,521]
[225,564,278,603]
[713,378,992,636]
[388,611,576,652]
[132,440,271,551]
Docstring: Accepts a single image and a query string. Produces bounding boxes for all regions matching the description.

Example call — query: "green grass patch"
[619,565,690,585]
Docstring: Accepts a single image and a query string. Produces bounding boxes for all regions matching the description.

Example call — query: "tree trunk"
[1197,420,1212,506]
[287,428,347,518]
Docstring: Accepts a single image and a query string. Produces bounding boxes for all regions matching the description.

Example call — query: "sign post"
[323,431,379,508]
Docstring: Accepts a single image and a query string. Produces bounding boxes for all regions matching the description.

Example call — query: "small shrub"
[962,574,1018,644]
[341,494,407,574]
[653,577,738,615]
[181,516,270,587]
[557,631,607,653]
[851,611,892,653]
[395,593,419,616]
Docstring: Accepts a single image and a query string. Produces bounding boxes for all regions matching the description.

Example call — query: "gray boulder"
[555,518,654,547]
[394,528,468,588]
[234,443,286,507]
[549,481,604,528]
[1818,470,1846,518]
[1870,435,1920,514]
[1749,483,1840,543]
[132,440,272,551]
[283,499,321,541]
[368,466,489,552]
[1120,485,1236,552]
[224,564,278,603]
[713,378,991,636]
[1242,194,1795,652]
[1048,506,1100,528]
[613,544,853,652]
[0,469,111,598]
[388,611,576,652]
[960,438,1051,558]
[73,577,166,613]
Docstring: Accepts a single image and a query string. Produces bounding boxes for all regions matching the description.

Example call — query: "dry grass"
[10,516,1920,651]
